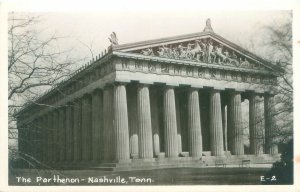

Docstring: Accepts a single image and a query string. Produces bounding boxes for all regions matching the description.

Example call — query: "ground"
[9,167,276,185]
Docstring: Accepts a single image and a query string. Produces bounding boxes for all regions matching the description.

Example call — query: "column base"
[113,159,132,164]
[132,158,155,163]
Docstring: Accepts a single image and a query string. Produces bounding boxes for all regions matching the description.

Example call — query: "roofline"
[113,31,211,51]
[113,31,283,73]
[15,52,114,117]
[16,30,284,117]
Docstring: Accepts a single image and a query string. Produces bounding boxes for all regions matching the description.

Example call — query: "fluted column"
[127,85,139,157]
[65,102,74,162]
[163,86,178,158]
[81,94,92,161]
[35,118,42,161]
[188,88,203,157]
[58,107,66,162]
[92,89,103,161]
[52,110,59,163]
[210,90,224,156]
[103,85,114,161]
[42,115,48,162]
[150,87,160,156]
[29,122,34,158]
[221,104,228,151]
[228,92,244,155]
[175,91,182,154]
[17,122,24,156]
[264,94,278,154]
[113,83,130,161]
[31,120,37,160]
[47,112,53,163]
[249,93,261,155]
[137,84,153,159]
[73,99,82,162]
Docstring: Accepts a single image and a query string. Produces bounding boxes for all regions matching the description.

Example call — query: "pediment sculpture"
[134,37,264,70]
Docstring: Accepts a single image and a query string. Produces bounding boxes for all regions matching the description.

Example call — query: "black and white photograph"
[0,0,299,191]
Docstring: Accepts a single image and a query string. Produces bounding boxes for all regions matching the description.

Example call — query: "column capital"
[264,92,276,98]
[92,88,102,94]
[66,101,74,106]
[112,81,128,86]
[247,91,260,96]
[209,89,221,94]
[103,83,114,89]
[56,105,66,110]
[82,93,92,98]
[228,90,242,95]
[188,87,201,92]
[137,83,151,88]
[164,85,176,89]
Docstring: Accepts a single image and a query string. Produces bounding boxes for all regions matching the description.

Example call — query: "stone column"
[73,99,82,162]
[163,86,178,158]
[137,84,153,159]
[81,94,92,161]
[17,122,23,156]
[264,94,278,154]
[127,85,139,157]
[58,107,66,162]
[27,123,33,158]
[228,91,244,155]
[92,89,103,161]
[42,115,48,162]
[65,102,74,162]
[35,118,42,161]
[209,90,224,156]
[113,83,130,161]
[25,125,30,159]
[187,88,203,157]
[175,91,182,154]
[150,87,160,156]
[52,110,59,162]
[47,112,53,163]
[103,85,114,161]
[249,93,261,155]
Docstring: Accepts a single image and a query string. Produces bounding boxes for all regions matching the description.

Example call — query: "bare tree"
[262,13,293,143]
[8,13,82,169]
[233,13,292,151]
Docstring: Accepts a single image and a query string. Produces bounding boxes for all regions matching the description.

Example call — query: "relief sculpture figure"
[188,40,204,61]
[157,46,166,57]
[207,39,216,63]
[178,44,187,59]
[200,39,208,62]
[141,48,154,56]
[215,44,227,64]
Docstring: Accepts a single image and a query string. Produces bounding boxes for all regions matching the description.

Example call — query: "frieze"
[135,60,143,71]
[174,65,181,75]
[220,70,226,80]
[134,37,266,71]
[198,68,204,78]
[121,59,130,70]
[148,62,156,72]
[161,63,169,73]
[187,66,193,76]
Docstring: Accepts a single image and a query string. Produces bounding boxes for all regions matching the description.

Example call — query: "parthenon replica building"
[16,19,282,170]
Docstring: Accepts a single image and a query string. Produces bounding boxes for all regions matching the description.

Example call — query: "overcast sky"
[19,10,289,64]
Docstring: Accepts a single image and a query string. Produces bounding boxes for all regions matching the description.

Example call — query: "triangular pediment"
[112,32,281,73]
